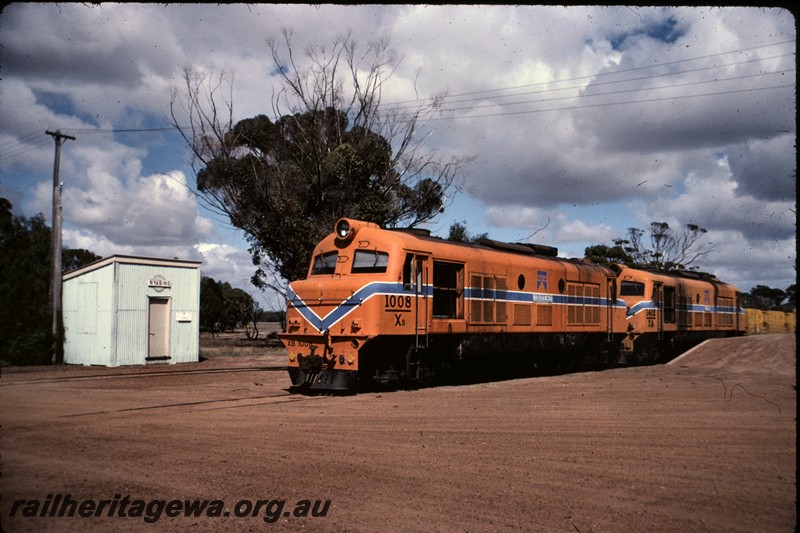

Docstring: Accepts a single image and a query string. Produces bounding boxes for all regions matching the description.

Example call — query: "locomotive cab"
[279,219,429,390]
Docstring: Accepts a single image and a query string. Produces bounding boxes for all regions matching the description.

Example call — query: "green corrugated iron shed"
[62,255,201,366]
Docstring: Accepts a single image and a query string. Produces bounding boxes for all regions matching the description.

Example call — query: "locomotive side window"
[403,253,429,295]
[469,274,507,324]
[514,304,532,326]
[432,261,464,319]
[717,296,734,327]
[679,295,693,327]
[566,282,601,325]
[470,275,484,322]
[352,250,389,273]
[481,276,495,323]
[403,254,414,289]
[495,277,508,323]
[310,251,338,275]
[537,305,553,326]
[472,274,494,323]
[403,254,423,290]
[619,281,645,296]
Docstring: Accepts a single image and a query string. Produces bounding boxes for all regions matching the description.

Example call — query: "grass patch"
[199,322,285,359]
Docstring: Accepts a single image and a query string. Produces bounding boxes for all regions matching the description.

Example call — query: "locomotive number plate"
[384,294,413,327]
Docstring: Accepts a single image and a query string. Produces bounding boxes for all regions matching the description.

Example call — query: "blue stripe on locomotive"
[289,282,625,333]
[287,282,421,332]
[625,301,746,319]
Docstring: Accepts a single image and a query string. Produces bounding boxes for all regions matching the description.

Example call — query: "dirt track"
[1,334,795,532]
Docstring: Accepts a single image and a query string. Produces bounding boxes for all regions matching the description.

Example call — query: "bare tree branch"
[170,32,468,284]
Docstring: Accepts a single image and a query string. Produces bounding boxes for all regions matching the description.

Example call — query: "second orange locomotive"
[279,219,744,390]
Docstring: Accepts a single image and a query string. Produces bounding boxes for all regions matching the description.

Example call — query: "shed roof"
[63,254,202,281]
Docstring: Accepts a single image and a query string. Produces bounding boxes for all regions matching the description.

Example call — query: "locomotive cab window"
[619,281,645,296]
[311,251,338,275]
[352,250,389,273]
[403,253,426,291]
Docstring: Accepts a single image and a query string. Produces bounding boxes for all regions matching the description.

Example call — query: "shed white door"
[148,298,171,360]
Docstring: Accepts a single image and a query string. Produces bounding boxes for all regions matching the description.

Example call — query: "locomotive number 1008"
[384,295,413,309]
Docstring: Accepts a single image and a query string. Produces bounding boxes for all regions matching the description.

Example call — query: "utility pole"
[46,130,75,365]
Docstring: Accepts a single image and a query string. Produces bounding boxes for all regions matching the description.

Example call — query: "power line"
[422,83,794,121]
[0,130,46,151]
[386,49,796,121]
[5,61,794,149]
[387,39,796,108]
[425,69,795,118]
[0,40,794,162]
[0,137,53,162]
[0,127,184,165]
[69,126,180,133]
[406,52,794,112]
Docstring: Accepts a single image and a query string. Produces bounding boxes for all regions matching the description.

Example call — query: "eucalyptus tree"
[171,30,465,285]
[585,222,714,271]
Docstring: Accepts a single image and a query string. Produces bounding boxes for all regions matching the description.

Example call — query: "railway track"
[0,364,287,386]
[0,362,342,418]
[58,390,320,418]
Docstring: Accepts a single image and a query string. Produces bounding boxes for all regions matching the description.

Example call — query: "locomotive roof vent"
[517,242,559,257]
[476,237,558,257]
[393,227,432,237]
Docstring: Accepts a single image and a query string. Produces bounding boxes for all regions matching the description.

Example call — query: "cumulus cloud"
[196,242,255,283]
[484,206,618,248]
[727,135,796,201]
[72,172,212,246]
[630,153,795,241]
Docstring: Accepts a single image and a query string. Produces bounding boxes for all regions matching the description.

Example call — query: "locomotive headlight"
[335,219,352,240]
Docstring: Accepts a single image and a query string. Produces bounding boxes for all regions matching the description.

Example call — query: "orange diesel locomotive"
[281,218,628,390]
[611,264,744,364]
[279,219,744,390]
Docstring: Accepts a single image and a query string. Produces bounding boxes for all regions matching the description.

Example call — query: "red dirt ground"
[0,334,795,532]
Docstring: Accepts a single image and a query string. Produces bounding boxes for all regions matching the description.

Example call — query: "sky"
[0,4,795,310]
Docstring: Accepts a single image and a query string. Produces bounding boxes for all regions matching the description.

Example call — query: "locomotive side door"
[653,281,664,340]
[403,253,430,349]
[606,276,616,341]
[735,291,742,333]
